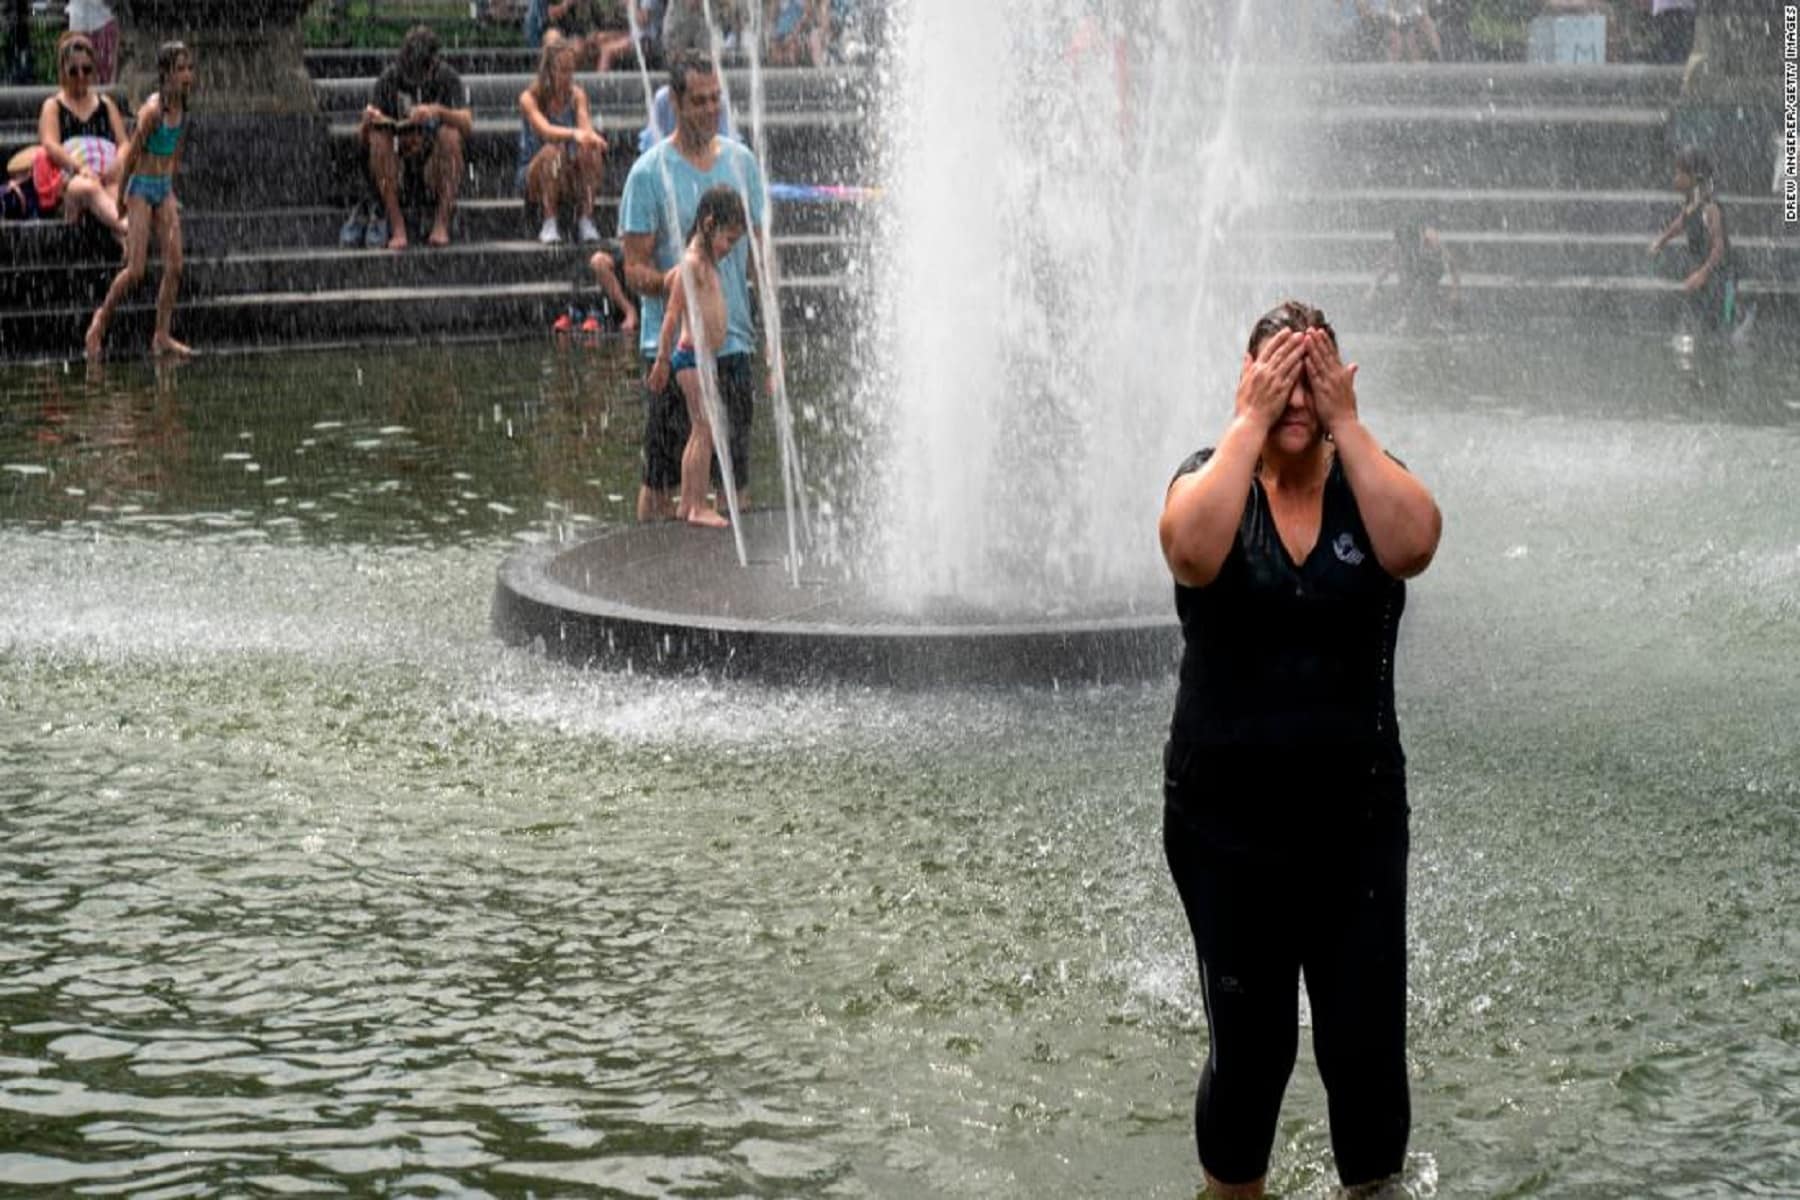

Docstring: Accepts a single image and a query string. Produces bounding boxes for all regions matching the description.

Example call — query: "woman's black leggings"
[1163,771,1411,1188]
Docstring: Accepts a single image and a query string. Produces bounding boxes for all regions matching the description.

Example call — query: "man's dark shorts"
[641,351,754,492]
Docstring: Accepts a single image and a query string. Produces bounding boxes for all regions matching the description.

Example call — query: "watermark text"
[1785,6,1797,222]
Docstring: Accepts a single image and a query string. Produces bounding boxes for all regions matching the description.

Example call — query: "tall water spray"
[852,2,1300,616]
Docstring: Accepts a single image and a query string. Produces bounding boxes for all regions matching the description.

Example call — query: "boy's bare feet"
[427,224,450,248]
[620,308,638,335]
[151,335,194,358]
[83,317,104,360]
[386,228,409,251]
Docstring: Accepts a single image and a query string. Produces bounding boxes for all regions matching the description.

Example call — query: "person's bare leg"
[604,30,638,70]
[367,128,409,249]
[86,193,151,358]
[636,484,677,521]
[149,200,191,357]
[527,145,560,222]
[576,142,603,225]
[677,371,727,527]
[64,174,127,240]
[550,145,576,220]
[582,33,607,70]
[590,250,636,333]
[427,126,463,247]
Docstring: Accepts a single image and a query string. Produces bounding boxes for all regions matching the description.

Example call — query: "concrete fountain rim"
[490,512,1181,686]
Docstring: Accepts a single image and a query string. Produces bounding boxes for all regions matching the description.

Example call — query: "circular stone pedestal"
[492,510,1179,686]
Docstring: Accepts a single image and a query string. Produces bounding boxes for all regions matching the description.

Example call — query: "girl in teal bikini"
[86,41,194,359]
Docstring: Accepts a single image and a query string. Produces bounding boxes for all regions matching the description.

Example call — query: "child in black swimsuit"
[1649,146,1740,336]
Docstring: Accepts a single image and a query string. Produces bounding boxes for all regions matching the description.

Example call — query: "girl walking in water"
[646,185,747,529]
[1648,145,1740,337]
[86,41,194,360]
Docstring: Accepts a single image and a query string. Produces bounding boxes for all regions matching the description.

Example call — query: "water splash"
[848,1,1294,614]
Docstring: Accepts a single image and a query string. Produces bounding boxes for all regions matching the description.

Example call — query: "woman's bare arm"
[1305,334,1441,578]
[1159,331,1306,588]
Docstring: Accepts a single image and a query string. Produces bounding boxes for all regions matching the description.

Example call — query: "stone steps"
[1242,226,1800,280]
[14,214,1784,302]
[2,193,863,268]
[1236,269,1797,332]
[8,204,1792,359]
[19,268,1791,366]
[5,62,1790,361]
[0,66,872,162]
[0,230,861,308]
[1255,188,1796,238]
[1241,62,1684,107]
[0,274,850,364]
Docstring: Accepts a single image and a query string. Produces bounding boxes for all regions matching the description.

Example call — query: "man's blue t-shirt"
[619,136,767,360]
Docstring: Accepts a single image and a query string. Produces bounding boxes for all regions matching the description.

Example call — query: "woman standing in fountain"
[85,41,194,360]
[1157,301,1441,1199]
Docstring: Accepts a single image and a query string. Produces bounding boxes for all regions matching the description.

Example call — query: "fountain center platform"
[492,511,1178,686]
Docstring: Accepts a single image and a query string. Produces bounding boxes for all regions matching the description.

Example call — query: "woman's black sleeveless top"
[1682,195,1735,278]
[1166,448,1407,779]
[57,97,112,142]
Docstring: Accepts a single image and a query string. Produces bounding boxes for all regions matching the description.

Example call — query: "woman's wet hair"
[1247,299,1336,357]
[156,41,190,91]
[56,32,96,75]
[687,184,747,245]
[1674,145,1714,186]
[532,37,575,105]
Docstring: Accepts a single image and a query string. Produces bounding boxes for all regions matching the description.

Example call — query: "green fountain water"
[4,332,1796,1196]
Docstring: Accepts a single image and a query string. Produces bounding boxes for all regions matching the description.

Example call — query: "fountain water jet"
[847,0,1290,616]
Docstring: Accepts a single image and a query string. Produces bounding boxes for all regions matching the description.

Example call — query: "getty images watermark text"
[1785,6,1797,221]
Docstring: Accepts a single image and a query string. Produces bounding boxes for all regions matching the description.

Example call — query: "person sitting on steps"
[356,26,473,250]
[35,31,128,244]
[517,33,608,246]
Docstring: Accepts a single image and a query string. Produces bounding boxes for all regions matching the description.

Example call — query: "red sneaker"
[551,312,574,334]
[579,313,601,335]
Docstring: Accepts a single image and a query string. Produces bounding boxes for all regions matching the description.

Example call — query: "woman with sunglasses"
[35,31,128,242]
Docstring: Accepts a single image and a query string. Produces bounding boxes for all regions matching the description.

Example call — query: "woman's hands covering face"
[1303,331,1358,433]
[1234,328,1306,430]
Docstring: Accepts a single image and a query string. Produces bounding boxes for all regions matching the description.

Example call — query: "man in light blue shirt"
[620,51,768,521]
